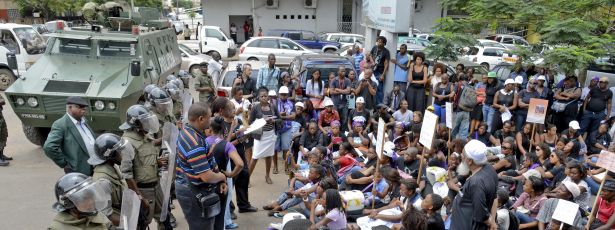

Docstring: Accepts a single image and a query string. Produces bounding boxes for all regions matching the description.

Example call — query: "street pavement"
[0,92,288,229]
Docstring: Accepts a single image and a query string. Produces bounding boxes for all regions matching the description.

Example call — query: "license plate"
[20,113,46,119]
[503,57,517,63]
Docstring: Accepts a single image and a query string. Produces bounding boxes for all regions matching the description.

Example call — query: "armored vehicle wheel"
[0,68,16,91]
[23,125,49,146]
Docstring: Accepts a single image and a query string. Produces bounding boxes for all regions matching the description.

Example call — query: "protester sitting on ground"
[496,188,511,230]
[263,163,324,214]
[308,189,347,230]
[536,181,584,229]
[345,147,379,191]
[347,120,370,152]
[300,177,338,218]
[491,137,518,173]
[422,194,445,230]
[298,121,325,156]
[511,176,547,229]
[585,179,615,230]
[536,150,567,191]
[588,123,611,154]
[362,166,402,211]
[357,179,420,229]
[325,120,346,152]
[499,152,541,183]
[392,100,412,123]
[472,122,499,147]
[553,161,590,212]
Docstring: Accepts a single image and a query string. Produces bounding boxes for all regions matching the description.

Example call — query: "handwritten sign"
[597,150,615,173]
[376,118,385,159]
[527,98,549,124]
[445,102,453,129]
[552,199,579,226]
[419,110,438,150]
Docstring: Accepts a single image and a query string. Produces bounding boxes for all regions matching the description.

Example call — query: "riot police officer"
[0,94,10,166]
[48,173,112,229]
[142,84,158,109]
[119,104,168,230]
[164,82,183,122]
[193,62,216,104]
[89,133,133,226]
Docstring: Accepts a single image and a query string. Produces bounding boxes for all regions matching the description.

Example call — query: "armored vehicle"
[5,3,181,145]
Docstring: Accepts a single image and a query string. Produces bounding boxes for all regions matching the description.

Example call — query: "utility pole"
[409,0,416,37]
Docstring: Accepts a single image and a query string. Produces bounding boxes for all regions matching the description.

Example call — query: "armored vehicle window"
[98,41,135,57]
[50,38,91,55]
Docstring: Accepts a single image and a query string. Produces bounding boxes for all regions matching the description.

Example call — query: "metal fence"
[337,22,365,34]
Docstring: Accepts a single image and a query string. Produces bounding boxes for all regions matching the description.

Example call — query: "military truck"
[5,3,181,146]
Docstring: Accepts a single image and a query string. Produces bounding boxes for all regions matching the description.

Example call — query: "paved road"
[0,93,289,229]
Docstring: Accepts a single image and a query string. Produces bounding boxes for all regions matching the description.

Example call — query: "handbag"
[551,100,572,113]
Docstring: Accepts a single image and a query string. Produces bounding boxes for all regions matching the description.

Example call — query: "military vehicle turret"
[5,2,181,145]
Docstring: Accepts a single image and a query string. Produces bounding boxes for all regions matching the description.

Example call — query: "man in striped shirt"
[175,102,227,229]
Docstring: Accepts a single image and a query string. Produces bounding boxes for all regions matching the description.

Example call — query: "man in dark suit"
[385,84,405,111]
[44,96,96,175]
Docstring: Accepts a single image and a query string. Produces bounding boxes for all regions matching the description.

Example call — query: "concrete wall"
[412,0,443,33]
[203,0,340,37]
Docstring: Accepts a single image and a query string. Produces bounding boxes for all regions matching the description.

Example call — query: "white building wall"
[412,0,444,33]
[203,0,340,36]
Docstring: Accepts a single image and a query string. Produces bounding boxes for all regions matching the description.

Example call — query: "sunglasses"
[600,81,609,83]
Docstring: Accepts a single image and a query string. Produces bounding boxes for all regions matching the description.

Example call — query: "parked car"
[239,36,316,66]
[198,25,237,61]
[178,43,213,74]
[477,39,508,49]
[213,60,265,98]
[462,46,517,70]
[485,34,529,50]
[416,33,435,41]
[288,54,355,91]
[318,32,364,49]
[266,29,341,53]
[396,36,431,52]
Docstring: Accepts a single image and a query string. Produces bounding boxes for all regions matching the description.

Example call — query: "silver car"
[178,43,213,73]
[214,60,265,98]
[238,36,316,66]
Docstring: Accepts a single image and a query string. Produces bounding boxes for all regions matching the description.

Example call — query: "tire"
[481,62,490,70]
[23,125,49,146]
[209,51,222,62]
[247,57,258,61]
[324,48,336,53]
[0,68,16,91]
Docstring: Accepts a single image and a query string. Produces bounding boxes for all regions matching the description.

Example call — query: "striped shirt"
[176,124,216,186]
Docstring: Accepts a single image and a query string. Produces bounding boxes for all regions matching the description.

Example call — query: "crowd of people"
[39,35,615,230]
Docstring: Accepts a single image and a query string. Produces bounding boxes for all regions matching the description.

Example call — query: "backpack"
[459,83,477,110]
[507,209,520,230]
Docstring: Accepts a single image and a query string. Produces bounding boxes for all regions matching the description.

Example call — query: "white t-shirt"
[392,110,412,123]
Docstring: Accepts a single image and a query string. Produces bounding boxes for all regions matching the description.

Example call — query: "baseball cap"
[268,90,277,97]
[515,76,523,84]
[356,97,365,104]
[569,120,580,130]
[537,75,546,81]
[324,99,334,107]
[279,86,289,94]
[522,169,541,180]
[463,140,488,165]
[603,179,615,191]
[562,181,581,198]
[295,101,304,108]
[199,62,209,67]
[504,79,515,86]
[66,96,89,107]
[488,71,496,78]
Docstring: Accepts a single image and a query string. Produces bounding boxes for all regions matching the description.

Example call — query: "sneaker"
[225,223,239,229]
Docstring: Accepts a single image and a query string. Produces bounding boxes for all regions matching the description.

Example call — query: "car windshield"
[14,27,46,54]
[50,37,91,55]
[303,65,353,86]
[222,70,259,87]
[179,44,198,55]
[97,40,136,57]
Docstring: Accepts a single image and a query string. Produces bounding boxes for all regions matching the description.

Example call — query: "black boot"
[0,149,11,161]
[0,158,8,166]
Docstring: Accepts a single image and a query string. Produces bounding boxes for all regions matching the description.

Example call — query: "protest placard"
[419,110,438,150]
[527,98,549,124]
[445,102,453,129]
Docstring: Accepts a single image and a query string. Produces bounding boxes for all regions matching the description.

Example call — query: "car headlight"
[15,97,25,106]
[27,97,38,107]
[107,102,116,110]
[94,100,105,111]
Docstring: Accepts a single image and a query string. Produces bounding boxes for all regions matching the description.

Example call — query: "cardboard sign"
[597,150,615,173]
[376,118,385,159]
[527,98,549,124]
[552,199,580,226]
[419,110,438,150]
[445,102,453,129]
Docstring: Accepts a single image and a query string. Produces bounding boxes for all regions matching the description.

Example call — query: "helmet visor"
[66,179,112,214]
[101,138,135,161]
[167,88,182,101]
[155,98,174,116]
[138,113,161,134]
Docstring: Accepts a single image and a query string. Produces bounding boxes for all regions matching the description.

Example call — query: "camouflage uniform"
[193,69,215,103]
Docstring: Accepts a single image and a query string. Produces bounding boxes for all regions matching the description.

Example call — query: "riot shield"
[119,189,140,230]
[182,91,193,124]
[159,141,177,222]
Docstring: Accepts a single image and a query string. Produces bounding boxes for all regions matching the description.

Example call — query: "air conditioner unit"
[415,0,423,12]
[304,0,318,8]
[266,0,279,9]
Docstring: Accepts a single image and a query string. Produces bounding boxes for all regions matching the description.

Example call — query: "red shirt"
[597,196,615,228]
[318,110,340,128]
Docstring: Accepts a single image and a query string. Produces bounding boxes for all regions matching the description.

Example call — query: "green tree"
[437,0,615,75]
[188,11,196,27]
[171,0,194,9]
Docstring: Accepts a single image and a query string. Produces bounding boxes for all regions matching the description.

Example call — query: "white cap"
[242,100,251,111]
[295,101,304,108]
[281,213,307,229]
[383,141,395,157]
[515,76,523,84]
[279,86,289,94]
[523,169,541,180]
[463,140,488,165]
[356,97,365,104]
[324,98,334,107]
[562,181,581,198]
[537,75,546,81]
[268,90,276,97]
[569,120,580,130]
[504,79,515,86]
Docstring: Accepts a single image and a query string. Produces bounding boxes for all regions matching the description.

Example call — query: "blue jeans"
[276,129,292,151]
[516,110,528,132]
[584,176,601,195]
[580,110,606,136]
[276,180,306,210]
[514,211,535,224]
[434,104,446,124]
[175,182,216,230]
[452,111,470,140]
[224,169,235,226]
[375,71,384,104]
[483,105,495,132]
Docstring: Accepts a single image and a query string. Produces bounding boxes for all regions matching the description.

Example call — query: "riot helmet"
[169,78,185,91]
[143,84,158,99]
[148,88,173,116]
[89,133,135,165]
[164,83,182,101]
[166,75,177,83]
[178,70,191,88]
[52,173,112,216]
[119,104,160,134]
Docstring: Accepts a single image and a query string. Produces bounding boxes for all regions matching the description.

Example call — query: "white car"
[477,39,508,49]
[239,36,316,65]
[485,34,529,50]
[464,46,517,70]
[215,60,265,98]
[178,43,213,73]
[319,32,365,49]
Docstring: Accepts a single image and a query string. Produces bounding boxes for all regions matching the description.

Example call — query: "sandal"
[266,176,273,184]
[273,168,279,174]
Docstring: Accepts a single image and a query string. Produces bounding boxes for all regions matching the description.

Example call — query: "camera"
[236,64,243,78]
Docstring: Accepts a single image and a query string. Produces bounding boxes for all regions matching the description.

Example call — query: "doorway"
[229,15,253,44]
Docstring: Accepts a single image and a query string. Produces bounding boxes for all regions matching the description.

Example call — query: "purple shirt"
[277,99,294,132]
[325,208,347,230]
[205,136,237,168]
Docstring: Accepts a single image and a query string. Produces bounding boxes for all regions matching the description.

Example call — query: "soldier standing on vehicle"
[44,96,96,175]
[119,104,169,230]
[194,62,216,104]
[48,173,112,230]
[88,133,132,227]
[0,94,11,166]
